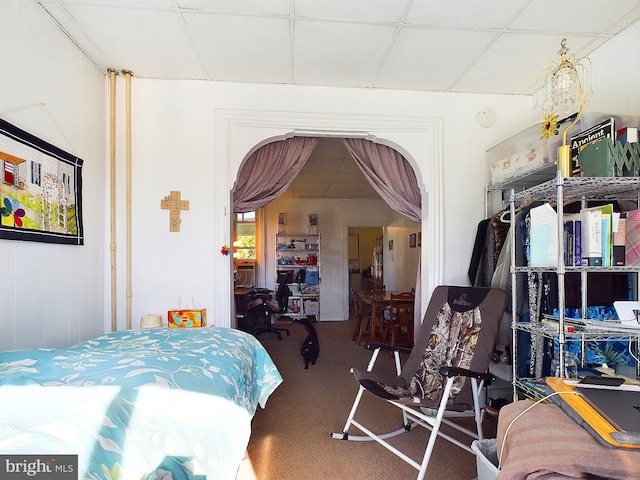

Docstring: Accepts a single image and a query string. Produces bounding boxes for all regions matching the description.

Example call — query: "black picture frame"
[0,118,84,245]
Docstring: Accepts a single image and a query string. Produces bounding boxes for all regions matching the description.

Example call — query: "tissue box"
[168,309,207,328]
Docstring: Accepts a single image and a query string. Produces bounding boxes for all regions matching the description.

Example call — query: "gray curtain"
[343,138,421,223]
[343,138,423,331]
[233,136,318,213]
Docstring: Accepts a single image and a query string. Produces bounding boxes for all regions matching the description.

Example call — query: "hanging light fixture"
[538,38,592,177]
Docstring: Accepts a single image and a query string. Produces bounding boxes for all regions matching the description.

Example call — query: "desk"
[357,290,398,342]
[234,287,253,330]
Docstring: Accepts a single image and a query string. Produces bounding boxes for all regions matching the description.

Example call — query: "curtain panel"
[232,136,318,213]
[343,138,423,329]
[342,138,421,223]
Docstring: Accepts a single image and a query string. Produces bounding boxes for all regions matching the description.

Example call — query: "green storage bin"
[579,139,640,177]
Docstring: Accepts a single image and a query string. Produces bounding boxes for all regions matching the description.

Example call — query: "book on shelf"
[626,210,640,267]
[563,220,574,266]
[563,215,582,266]
[613,213,626,266]
[581,208,603,266]
[571,117,615,175]
[616,126,639,144]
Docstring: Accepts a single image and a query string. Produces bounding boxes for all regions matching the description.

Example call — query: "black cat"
[300,316,320,369]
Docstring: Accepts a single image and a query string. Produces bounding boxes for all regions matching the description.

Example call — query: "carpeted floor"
[236,316,497,480]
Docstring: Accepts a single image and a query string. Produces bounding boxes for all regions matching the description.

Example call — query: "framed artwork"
[0,118,84,245]
[418,232,422,247]
[409,233,417,248]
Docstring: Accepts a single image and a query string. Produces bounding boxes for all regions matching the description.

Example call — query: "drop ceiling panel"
[177,0,291,16]
[377,28,497,91]
[295,0,411,23]
[454,33,596,95]
[404,0,530,28]
[185,13,291,83]
[294,21,396,87]
[511,0,640,35]
[64,5,204,78]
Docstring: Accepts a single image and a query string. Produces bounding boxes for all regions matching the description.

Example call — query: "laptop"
[578,387,640,437]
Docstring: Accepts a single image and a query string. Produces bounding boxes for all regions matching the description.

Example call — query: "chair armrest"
[363,342,412,355]
[438,366,494,383]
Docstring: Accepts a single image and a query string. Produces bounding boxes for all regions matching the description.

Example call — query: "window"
[31,161,41,186]
[234,211,256,259]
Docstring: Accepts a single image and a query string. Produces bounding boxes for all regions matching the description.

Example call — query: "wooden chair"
[382,292,415,349]
[351,288,364,342]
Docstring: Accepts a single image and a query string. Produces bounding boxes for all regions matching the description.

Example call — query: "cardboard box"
[303,299,319,314]
[168,309,207,328]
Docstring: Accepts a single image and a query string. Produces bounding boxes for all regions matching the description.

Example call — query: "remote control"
[579,376,625,387]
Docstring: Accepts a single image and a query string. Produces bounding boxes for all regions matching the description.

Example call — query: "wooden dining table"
[357,289,401,342]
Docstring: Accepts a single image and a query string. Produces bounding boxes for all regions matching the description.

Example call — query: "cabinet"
[496,173,640,398]
[275,233,320,321]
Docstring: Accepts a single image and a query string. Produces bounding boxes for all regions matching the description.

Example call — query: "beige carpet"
[237,317,497,480]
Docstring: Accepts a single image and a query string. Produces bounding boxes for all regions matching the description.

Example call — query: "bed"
[0,327,282,479]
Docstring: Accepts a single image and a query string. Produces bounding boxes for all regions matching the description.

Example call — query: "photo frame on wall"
[409,233,417,248]
[0,118,84,245]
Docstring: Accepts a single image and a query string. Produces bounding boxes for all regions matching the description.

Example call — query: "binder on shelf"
[625,210,640,267]
[613,213,626,266]
[529,203,558,267]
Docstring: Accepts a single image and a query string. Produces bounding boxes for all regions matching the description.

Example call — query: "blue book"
[573,220,582,266]
[564,220,574,266]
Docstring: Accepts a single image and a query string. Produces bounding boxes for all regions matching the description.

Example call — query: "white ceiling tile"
[41,0,174,6]
[454,33,596,95]
[294,21,396,87]
[294,0,410,23]
[405,0,530,28]
[65,5,204,77]
[511,0,640,35]
[185,13,291,82]
[377,28,497,91]
[176,0,291,15]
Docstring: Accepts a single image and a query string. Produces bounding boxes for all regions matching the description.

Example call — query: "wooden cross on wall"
[161,190,189,232]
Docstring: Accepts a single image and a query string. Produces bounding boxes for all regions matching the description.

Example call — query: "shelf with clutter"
[275,231,321,321]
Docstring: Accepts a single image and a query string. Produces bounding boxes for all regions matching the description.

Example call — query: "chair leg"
[352,315,362,342]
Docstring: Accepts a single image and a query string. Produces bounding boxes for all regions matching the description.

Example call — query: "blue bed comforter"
[0,327,282,479]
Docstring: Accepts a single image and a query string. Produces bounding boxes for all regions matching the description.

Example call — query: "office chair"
[248,288,291,340]
[332,285,507,480]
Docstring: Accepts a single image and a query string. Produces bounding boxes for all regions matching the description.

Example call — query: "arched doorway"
[215,108,443,328]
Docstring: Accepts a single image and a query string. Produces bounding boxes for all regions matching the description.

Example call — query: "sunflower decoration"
[541,113,559,139]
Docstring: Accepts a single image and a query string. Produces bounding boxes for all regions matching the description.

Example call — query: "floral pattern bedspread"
[0,327,283,479]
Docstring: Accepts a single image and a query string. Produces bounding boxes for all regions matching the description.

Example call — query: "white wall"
[0,0,106,350]
[121,81,534,330]
[4,0,639,348]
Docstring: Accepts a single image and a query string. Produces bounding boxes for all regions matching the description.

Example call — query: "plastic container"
[471,439,499,480]
[551,351,578,378]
